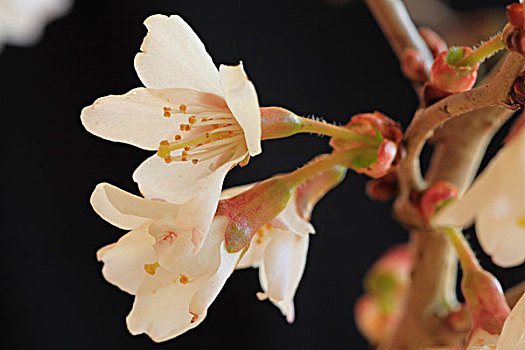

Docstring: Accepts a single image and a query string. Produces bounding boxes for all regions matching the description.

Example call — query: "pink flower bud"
[259,106,303,140]
[420,181,459,224]
[366,171,398,202]
[401,48,428,83]
[503,24,525,55]
[429,47,480,93]
[355,295,398,346]
[330,112,403,178]
[419,27,448,58]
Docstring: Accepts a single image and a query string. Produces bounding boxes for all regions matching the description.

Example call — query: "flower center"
[518,211,525,228]
[157,112,244,165]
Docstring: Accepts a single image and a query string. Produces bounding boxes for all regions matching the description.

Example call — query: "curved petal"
[97,225,156,294]
[189,241,242,318]
[272,194,315,236]
[90,183,181,229]
[220,183,256,200]
[496,292,525,350]
[262,229,309,305]
[236,226,273,269]
[81,87,227,151]
[126,268,210,342]
[134,14,223,96]
[219,63,262,157]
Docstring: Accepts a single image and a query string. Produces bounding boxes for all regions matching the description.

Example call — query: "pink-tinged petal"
[189,241,242,318]
[97,225,156,294]
[262,229,309,304]
[220,183,256,200]
[496,292,525,350]
[81,87,227,151]
[157,217,227,277]
[90,183,181,230]
[134,15,223,95]
[126,268,210,342]
[272,195,315,237]
[219,63,262,157]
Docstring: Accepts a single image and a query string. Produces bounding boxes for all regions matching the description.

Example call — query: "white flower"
[92,183,243,342]
[496,292,525,350]
[433,125,525,267]
[0,0,71,50]
[81,14,262,250]
[221,183,315,323]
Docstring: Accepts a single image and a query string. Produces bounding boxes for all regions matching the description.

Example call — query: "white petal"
[220,182,256,200]
[134,14,223,96]
[262,229,309,305]
[189,241,242,318]
[90,183,181,230]
[496,292,525,350]
[219,63,262,157]
[97,225,156,294]
[157,217,227,276]
[127,268,210,342]
[236,228,273,269]
[81,87,227,151]
[272,194,315,236]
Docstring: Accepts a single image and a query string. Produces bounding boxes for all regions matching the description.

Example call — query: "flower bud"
[419,27,447,58]
[503,25,525,55]
[510,72,525,108]
[420,181,459,224]
[365,171,398,202]
[400,48,428,83]
[429,47,480,93]
[330,112,402,178]
[355,244,412,345]
[260,107,303,140]
[217,177,296,253]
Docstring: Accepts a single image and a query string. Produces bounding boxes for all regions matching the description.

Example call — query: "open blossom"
[81,14,262,250]
[0,0,71,50]
[433,118,525,267]
[92,183,243,342]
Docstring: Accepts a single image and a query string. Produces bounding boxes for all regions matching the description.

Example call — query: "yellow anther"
[188,116,197,124]
[179,104,187,113]
[144,262,160,275]
[191,159,198,164]
[175,134,182,140]
[179,275,189,284]
[518,211,525,228]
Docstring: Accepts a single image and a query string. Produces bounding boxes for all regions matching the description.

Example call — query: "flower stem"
[457,34,505,67]
[442,227,481,273]
[260,107,381,146]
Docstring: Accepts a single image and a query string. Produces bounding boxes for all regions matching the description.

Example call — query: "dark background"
[0,0,523,349]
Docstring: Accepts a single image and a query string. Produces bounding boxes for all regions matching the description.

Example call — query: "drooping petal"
[262,229,309,305]
[189,241,243,318]
[272,195,315,236]
[134,14,223,96]
[97,225,156,294]
[126,267,210,342]
[236,225,273,269]
[81,88,227,151]
[219,63,262,157]
[90,183,181,230]
[496,292,525,350]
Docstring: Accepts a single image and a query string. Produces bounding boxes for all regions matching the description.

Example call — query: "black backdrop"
[1,0,523,349]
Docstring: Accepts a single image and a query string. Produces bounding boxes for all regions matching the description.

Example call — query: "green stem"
[442,227,481,273]
[457,34,505,67]
[282,148,374,187]
[299,117,381,146]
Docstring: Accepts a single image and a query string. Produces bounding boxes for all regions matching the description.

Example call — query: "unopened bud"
[419,27,447,58]
[421,181,459,224]
[401,48,428,83]
[366,171,398,202]
[330,112,402,178]
[506,3,524,29]
[260,107,303,140]
[429,47,480,93]
[503,25,525,55]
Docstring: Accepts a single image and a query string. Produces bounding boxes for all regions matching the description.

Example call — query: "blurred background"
[0,0,523,348]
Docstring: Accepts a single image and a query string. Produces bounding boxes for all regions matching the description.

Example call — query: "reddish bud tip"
[365,171,398,202]
[419,27,448,58]
[507,3,525,29]
[419,180,459,224]
[429,47,480,93]
[401,48,428,83]
[503,25,525,55]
